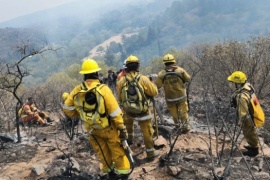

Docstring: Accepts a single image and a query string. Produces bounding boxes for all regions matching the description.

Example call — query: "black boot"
[47,117,54,123]
[244,145,253,150]
[243,147,259,157]
[108,171,118,180]
[119,174,129,180]
[127,139,133,146]
[127,135,133,145]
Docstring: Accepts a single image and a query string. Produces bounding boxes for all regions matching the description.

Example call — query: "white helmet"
[122,60,127,69]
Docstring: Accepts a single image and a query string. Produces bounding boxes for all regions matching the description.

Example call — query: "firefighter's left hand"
[119,128,128,141]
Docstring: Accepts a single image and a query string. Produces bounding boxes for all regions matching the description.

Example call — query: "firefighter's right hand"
[119,128,128,141]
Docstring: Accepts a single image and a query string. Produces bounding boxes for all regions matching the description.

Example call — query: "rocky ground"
[1,93,270,180]
[1,112,270,180]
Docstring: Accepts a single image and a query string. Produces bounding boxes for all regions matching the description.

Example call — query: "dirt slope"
[89,33,136,58]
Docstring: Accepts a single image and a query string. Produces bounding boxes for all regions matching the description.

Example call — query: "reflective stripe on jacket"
[63,79,125,130]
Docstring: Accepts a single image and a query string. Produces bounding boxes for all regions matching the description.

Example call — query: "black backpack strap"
[81,81,88,90]
[95,84,110,123]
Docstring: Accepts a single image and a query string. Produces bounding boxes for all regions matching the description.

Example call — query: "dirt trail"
[89,33,136,57]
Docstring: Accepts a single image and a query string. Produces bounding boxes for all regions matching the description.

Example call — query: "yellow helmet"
[126,55,139,64]
[79,59,101,74]
[227,71,247,84]
[62,92,69,101]
[163,54,176,64]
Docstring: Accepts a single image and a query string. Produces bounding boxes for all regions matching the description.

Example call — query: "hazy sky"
[0,0,149,23]
[0,0,76,22]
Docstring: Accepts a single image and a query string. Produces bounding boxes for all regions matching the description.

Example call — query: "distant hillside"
[116,0,270,61]
[0,0,172,63]
[1,0,270,84]
[83,0,270,64]
[154,0,270,46]
[0,27,45,62]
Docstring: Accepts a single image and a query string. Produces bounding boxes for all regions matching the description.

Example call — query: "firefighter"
[108,70,117,90]
[155,54,191,133]
[117,60,127,81]
[227,71,259,157]
[63,58,130,179]
[117,55,160,160]
[20,97,53,126]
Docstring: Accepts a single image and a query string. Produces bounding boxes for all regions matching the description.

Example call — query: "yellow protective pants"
[89,124,130,174]
[124,113,155,150]
[242,118,258,148]
[166,100,189,125]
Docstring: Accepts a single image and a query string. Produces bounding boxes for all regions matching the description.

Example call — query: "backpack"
[74,82,110,129]
[162,68,186,102]
[243,86,265,128]
[121,74,149,115]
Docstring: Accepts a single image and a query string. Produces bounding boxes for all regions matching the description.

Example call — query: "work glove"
[119,128,128,141]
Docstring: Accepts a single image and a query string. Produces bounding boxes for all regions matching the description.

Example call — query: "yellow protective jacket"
[63,79,125,130]
[117,71,158,120]
[155,64,191,102]
[233,83,253,126]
